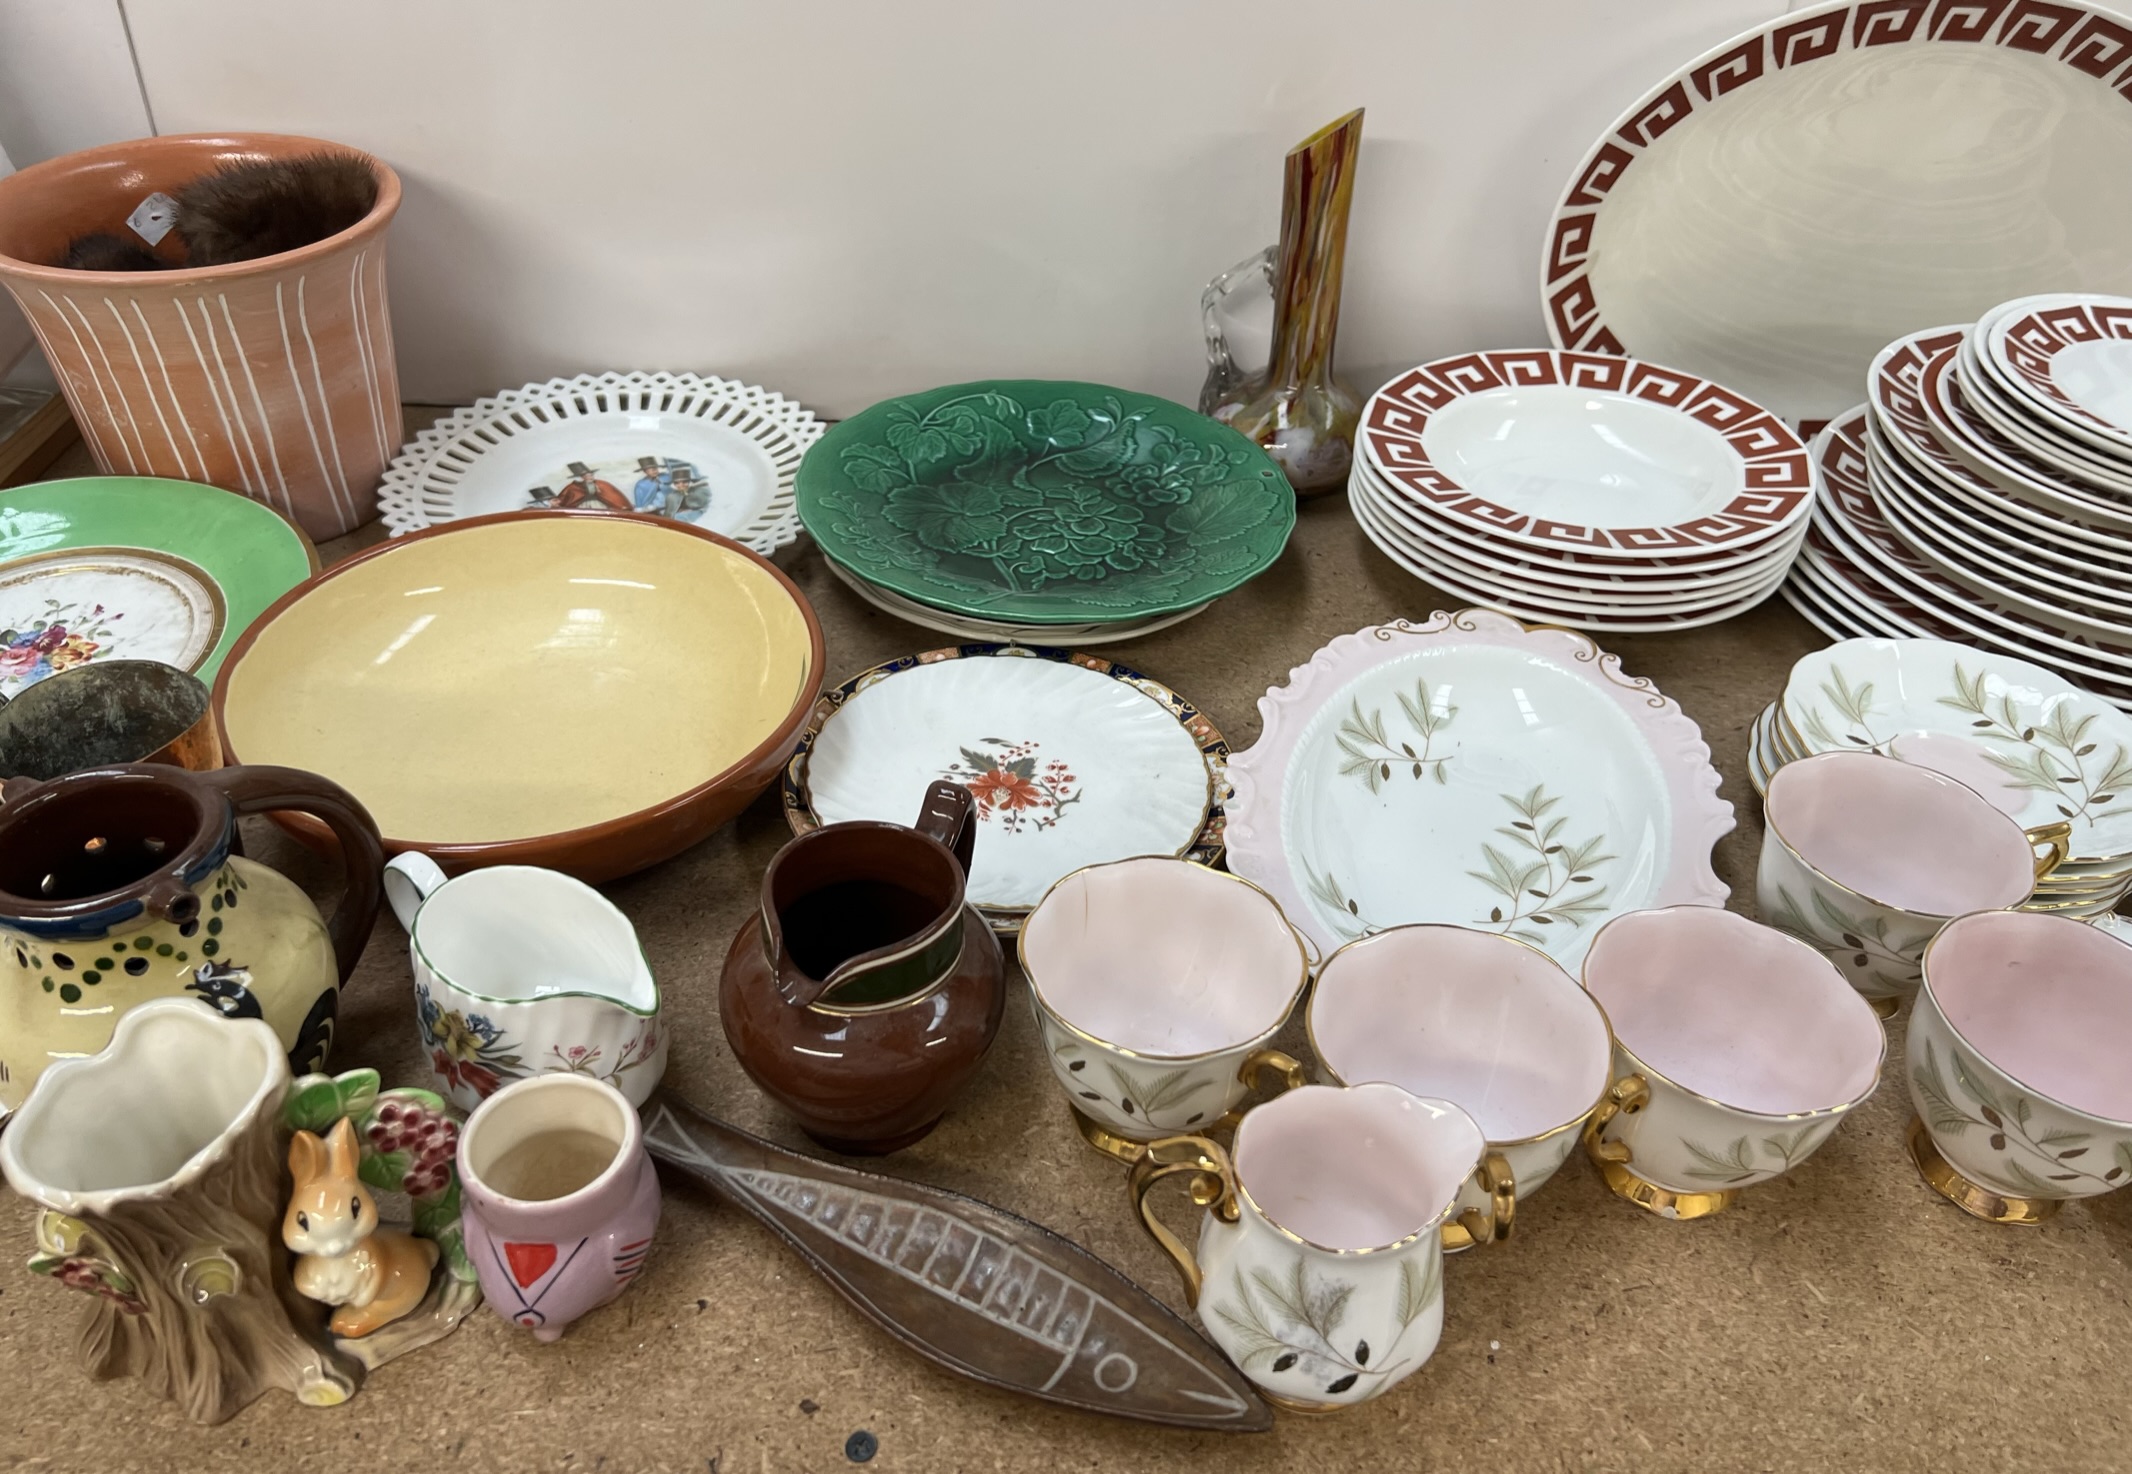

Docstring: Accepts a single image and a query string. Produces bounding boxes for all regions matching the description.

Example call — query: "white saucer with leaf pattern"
[1224,610,1733,969]
[1780,637,2132,866]
[377,372,819,553]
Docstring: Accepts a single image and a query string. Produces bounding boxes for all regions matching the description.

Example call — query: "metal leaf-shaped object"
[641,1092,1270,1431]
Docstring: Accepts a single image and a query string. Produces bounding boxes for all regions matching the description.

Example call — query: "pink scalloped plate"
[1224,610,1733,967]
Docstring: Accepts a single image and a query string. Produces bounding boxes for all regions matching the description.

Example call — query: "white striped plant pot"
[0,133,403,543]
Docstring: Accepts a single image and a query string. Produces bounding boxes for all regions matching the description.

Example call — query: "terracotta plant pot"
[0,133,403,541]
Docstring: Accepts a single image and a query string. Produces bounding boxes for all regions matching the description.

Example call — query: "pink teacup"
[458,1073,660,1341]
[1308,925,1612,1250]
[1581,906,1884,1220]
[1758,750,2068,1016]
[1021,857,1311,1161]
[1907,909,2132,1224]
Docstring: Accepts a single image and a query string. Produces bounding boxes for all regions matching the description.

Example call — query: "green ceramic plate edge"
[795,379,1296,624]
[0,476,317,685]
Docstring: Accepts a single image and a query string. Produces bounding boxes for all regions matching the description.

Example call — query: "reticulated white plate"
[1782,636,2132,864]
[822,555,1213,645]
[1362,349,1812,557]
[1983,293,2132,453]
[789,645,1218,914]
[377,372,820,553]
[1225,610,1733,969]
[1543,0,2132,425]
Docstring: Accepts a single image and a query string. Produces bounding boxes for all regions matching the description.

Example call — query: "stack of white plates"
[1745,637,2132,919]
[1352,350,1813,632]
[1784,296,2132,710]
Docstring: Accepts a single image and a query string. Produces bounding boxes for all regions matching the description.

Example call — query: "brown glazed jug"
[720,781,1004,1154]
[0,763,384,1115]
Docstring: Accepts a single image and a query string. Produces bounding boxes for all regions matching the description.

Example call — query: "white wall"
[3,0,1785,416]
[0,2,154,378]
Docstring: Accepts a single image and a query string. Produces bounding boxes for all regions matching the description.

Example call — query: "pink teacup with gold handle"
[1758,750,2069,1017]
[1907,909,2132,1224]
[1308,925,1611,1251]
[1021,857,1311,1161]
[1580,906,1884,1220]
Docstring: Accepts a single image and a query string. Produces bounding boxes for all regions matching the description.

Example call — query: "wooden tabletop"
[4,420,2128,1473]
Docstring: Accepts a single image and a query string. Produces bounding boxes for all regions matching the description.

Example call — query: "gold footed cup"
[1905,1116,2061,1225]
[1071,1105,1152,1165]
[1580,1085,1738,1221]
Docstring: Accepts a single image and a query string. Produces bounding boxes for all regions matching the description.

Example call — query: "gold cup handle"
[1444,1151,1517,1252]
[1213,1048,1308,1133]
[1579,1074,1651,1167]
[2026,819,2073,883]
[1127,1135,1241,1311]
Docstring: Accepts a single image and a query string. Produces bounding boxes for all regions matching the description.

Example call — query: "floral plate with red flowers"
[783,644,1227,931]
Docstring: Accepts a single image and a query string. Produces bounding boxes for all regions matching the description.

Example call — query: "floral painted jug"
[720,781,1004,1153]
[384,851,666,1112]
[0,762,383,1114]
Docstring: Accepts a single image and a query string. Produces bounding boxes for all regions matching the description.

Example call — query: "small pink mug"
[457,1074,659,1341]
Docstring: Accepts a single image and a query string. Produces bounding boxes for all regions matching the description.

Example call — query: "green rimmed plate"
[796,380,1295,624]
[0,476,317,700]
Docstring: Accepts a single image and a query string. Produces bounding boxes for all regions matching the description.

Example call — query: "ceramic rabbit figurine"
[285,1117,438,1337]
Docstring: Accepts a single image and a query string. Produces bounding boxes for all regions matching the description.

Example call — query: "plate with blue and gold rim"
[784,644,1228,928]
[0,476,316,701]
[796,380,1294,627]
[1225,610,1733,968]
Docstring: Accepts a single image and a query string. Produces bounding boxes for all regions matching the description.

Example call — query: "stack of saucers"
[1349,349,1814,632]
[1784,295,2132,711]
[1747,637,2132,919]
[795,380,1295,643]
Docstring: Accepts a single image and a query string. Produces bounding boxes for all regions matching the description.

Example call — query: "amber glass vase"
[1199,109,1364,498]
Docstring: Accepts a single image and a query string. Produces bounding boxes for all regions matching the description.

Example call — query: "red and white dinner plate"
[1351,348,1809,630]
[1980,294,2132,458]
[1779,407,2132,711]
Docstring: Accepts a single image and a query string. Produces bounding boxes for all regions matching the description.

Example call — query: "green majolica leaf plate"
[796,381,1295,624]
[0,476,317,701]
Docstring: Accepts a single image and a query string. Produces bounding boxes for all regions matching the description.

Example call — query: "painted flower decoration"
[0,601,123,692]
[942,739,1083,834]
[30,1214,147,1315]
[0,635,42,677]
[968,768,1046,812]
[415,985,524,1103]
[46,633,100,672]
[430,1050,503,1101]
[429,1006,498,1064]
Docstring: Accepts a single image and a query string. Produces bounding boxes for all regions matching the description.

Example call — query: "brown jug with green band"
[719,781,1004,1154]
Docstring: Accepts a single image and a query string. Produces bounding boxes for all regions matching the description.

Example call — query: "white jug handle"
[383,851,449,931]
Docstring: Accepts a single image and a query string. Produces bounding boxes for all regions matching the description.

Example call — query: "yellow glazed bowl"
[213,510,824,881]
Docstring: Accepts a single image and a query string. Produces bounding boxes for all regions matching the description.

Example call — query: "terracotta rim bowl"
[211,510,825,882]
[0,131,401,282]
